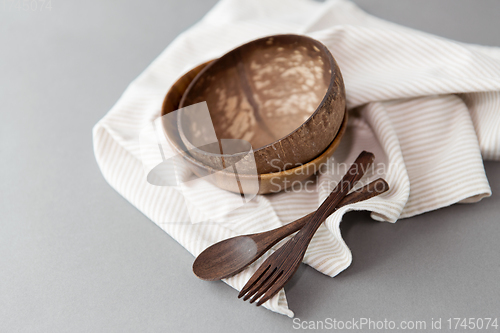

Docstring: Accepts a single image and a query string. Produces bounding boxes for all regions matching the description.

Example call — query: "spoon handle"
[193,178,389,281]
[261,177,387,245]
[289,178,388,232]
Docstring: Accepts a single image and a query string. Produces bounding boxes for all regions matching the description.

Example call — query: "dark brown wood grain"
[238,151,375,305]
[192,177,389,281]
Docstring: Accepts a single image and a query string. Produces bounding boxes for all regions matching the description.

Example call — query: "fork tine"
[243,267,277,301]
[249,270,283,304]
[238,264,270,298]
[255,280,286,306]
[256,267,297,306]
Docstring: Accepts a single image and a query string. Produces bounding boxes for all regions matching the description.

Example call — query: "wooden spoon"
[193,178,389,280]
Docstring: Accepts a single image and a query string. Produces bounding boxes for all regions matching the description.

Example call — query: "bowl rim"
[177,34,342,159]
[260,110,347,180]
[162,107,347,180]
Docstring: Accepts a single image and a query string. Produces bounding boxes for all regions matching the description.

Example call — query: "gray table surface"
[1,0,499,332]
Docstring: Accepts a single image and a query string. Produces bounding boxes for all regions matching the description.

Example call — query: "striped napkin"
[93,0,500,317]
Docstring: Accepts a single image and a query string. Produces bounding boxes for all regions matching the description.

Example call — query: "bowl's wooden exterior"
[179,34,346,174]
[161,61,347,194]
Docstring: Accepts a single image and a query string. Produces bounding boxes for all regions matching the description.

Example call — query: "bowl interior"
[162,61,347,194]
[179,35,333,152]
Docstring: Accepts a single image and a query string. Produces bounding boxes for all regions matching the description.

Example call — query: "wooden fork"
[238,151,375,305]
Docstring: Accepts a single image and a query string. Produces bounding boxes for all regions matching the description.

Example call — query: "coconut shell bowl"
[161,34,347,195]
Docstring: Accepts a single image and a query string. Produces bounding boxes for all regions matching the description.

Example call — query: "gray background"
[1,0,499,332]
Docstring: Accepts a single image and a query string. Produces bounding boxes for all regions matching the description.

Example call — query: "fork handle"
[299,151,375,237]
[265,177,388,242]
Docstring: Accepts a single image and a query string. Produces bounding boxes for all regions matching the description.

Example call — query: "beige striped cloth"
[93,0,500,317]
